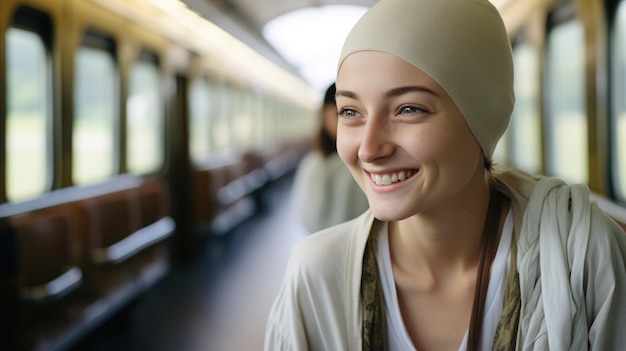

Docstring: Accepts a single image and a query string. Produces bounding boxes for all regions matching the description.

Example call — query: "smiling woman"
[264,0,626,350]
[336,52,487,223]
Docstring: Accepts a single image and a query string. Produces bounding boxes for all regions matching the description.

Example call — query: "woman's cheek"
[336,127,359,164]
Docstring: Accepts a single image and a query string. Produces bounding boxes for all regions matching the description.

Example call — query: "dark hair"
[485,158,493,171]
[324,83,336,105]
[316,83,338,157]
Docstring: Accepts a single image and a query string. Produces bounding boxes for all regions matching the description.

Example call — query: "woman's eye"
[399,105,425,114]
[338,108,360,118]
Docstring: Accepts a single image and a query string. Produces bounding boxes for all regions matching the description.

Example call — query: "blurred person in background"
[292,82,369,233]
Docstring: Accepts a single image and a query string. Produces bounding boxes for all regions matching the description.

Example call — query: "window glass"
[6,28,49,201]
[262,97,276,144]
[213,83,231,150]
[232,89,253,150]
[612,2,626,201]
[127,59,163,174]
[511,43,542,175]
[189,76,212,164]
[260,96,274,145]
[249,94,263,147]
[545,19,587,184]
[73,45,117,184]
[275,101,286,141]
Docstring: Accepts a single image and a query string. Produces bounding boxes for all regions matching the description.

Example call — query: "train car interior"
[1,0,625,350]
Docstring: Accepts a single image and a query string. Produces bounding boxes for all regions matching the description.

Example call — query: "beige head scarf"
[338,0,514,159]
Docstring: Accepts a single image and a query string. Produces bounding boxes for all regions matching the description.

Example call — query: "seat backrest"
[138,178,169,226]
[80,190,142,251]
[8,204,83,290]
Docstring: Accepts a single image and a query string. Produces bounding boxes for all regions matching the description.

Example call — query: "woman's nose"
[357,118,394,163]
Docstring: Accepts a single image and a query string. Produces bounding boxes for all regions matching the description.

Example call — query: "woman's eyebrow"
[385,86,438,98]
[335,90,358,100]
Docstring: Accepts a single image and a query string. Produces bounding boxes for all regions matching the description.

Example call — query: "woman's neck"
[388,179,493,280]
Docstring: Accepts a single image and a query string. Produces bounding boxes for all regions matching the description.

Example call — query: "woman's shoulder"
[494,168,625,253]
[267,213,375,351]
[291,217,360,268]
[514,172,626,256]
[288,211,374,281]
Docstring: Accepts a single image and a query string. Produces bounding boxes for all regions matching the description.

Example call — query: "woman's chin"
[370,206,412,222]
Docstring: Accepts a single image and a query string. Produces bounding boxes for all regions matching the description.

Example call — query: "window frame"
[609,0,626,203]
[71,29,120,185]
[543,3,589,184]
[126,48,164,175]
[4,6,54,202]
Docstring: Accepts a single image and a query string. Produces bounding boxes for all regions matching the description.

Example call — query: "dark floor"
[69,175,307,351]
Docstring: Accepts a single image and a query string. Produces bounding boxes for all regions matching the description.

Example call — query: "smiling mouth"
[369,169,417,186]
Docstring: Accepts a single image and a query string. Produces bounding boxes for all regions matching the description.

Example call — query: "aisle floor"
[69,175,307,351]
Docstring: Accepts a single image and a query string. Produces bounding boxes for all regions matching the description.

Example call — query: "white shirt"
[376,210,513,351]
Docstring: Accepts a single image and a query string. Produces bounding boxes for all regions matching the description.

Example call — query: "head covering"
[338,0,514,159]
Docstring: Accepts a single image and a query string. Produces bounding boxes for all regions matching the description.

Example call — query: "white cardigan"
[265,169,626,350]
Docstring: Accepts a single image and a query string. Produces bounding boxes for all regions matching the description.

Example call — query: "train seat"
[242,152,269,194]
[217,162,248,206]
[79,186,172,293]
[211,160,255,235]
[7,204,89,350]
[261,140,309,181]
[193,170,213,223]
[1,175,175,351]
[9,205,84,303]
[81,190,143,266]
[81,185,174,267]
[138,177,171,226]
[194,154,263,237]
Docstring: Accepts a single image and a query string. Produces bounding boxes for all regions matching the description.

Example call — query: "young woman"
[292,83,369,233]
[266,0,626,350]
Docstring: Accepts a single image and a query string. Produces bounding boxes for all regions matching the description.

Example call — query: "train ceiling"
[180,0,375,80]
[206,0,376,29]
[180,0,512,90]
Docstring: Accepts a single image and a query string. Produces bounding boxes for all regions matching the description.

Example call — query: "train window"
[249,93,263,147]
[127,52,163,174]
[612,1,626,201]
[262,97,275,142]
[213,82,232,150]
[6,24,50,201]
[262,95,276,144]
[232,89,253,150]
[273,100,283,141]
[545,17,587,184]
[189,76,212,164]
[511,42,541,175]
[73,32,118,185]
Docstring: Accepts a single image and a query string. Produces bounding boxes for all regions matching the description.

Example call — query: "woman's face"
[336,51,484,221]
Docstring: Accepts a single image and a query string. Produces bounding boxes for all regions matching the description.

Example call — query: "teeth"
[371,170,414,185]
[382,175,391,185]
